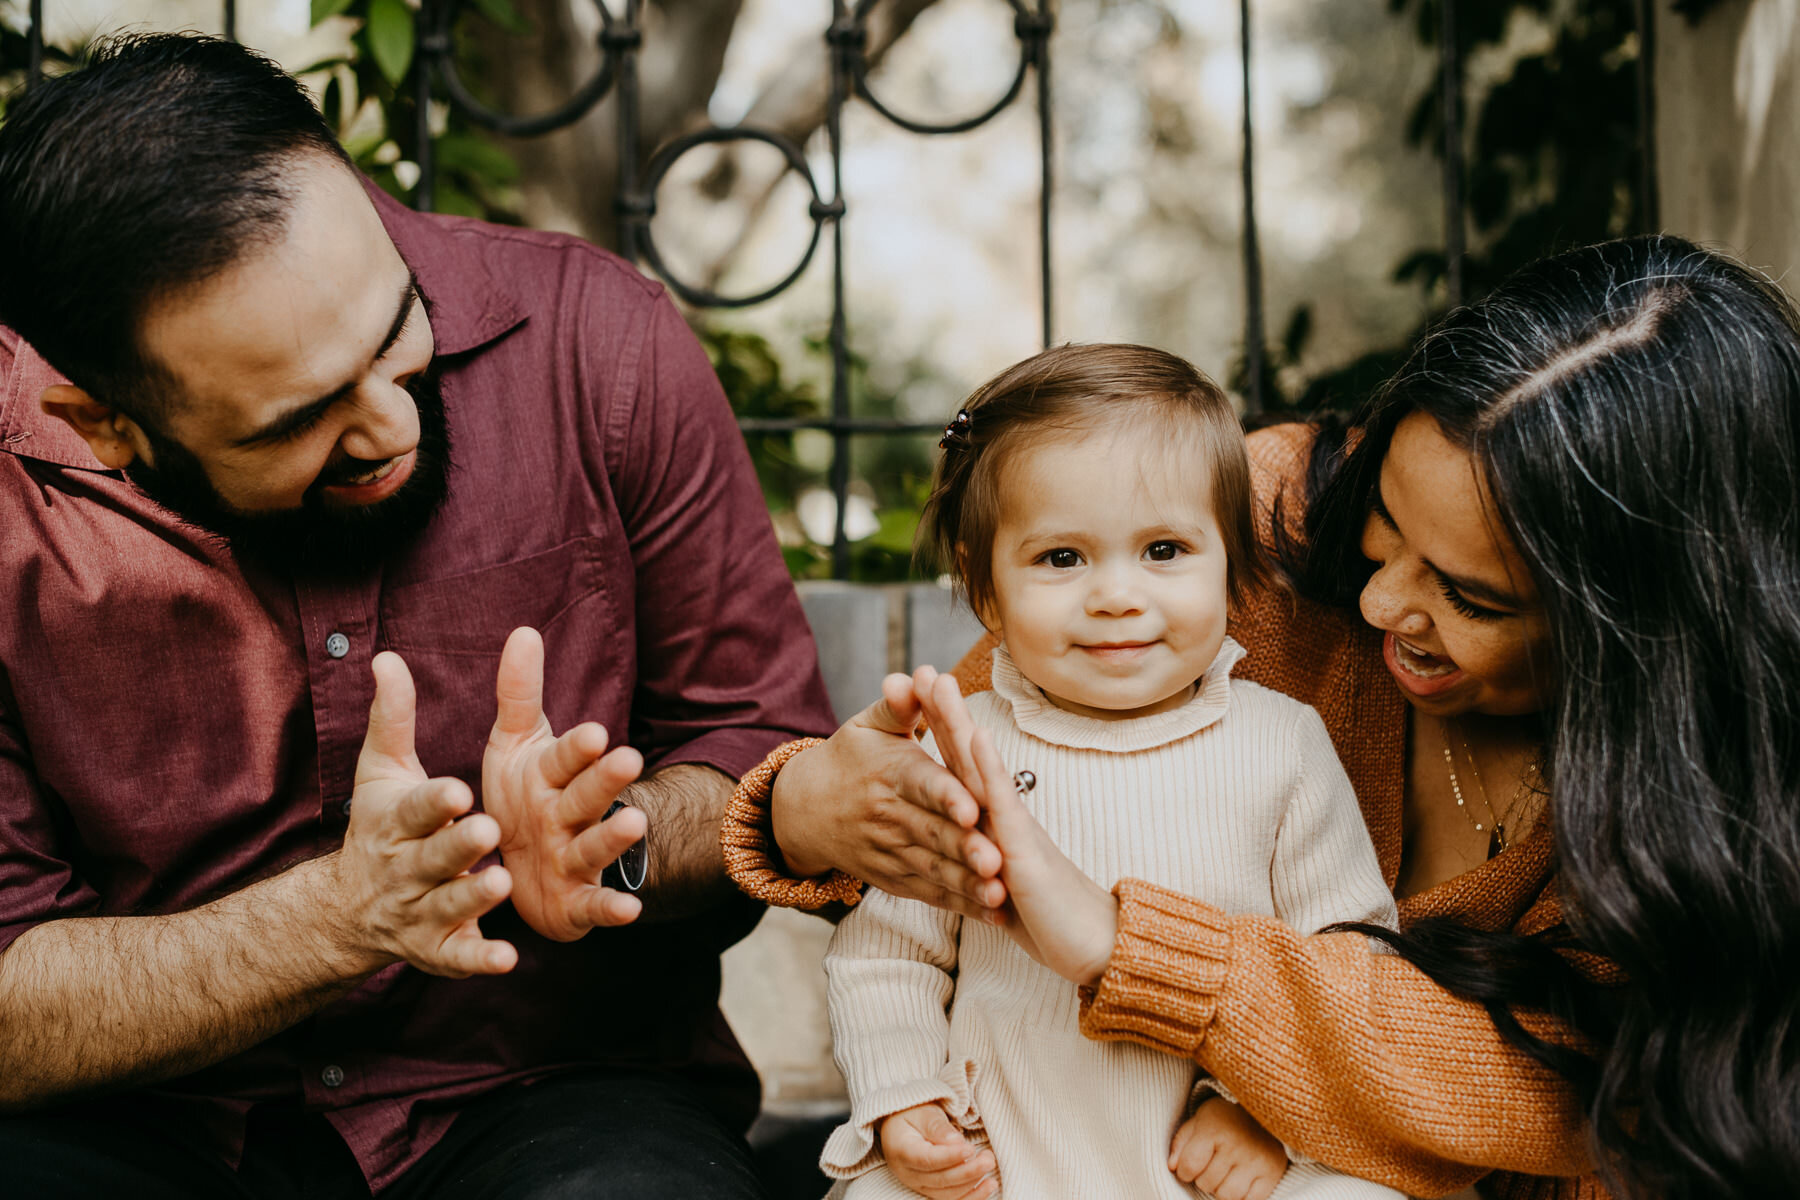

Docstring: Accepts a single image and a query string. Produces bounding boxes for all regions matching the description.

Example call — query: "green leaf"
[471,0,533,35]
[433,182,486,219]
[311,0,357,27]
[292,54,353,76]
[866,508,921,555]
[342,127,389,165]
[435,133,520,185]
[781,546,826,580]
[366,0,415,88]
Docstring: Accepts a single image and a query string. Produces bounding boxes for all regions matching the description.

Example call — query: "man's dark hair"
[0,33,349,425]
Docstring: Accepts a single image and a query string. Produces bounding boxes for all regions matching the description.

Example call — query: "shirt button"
[325,632,350,659]
[321,1064,345,1088]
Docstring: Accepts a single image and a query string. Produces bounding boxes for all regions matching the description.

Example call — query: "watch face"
[604,798,649,892]
[615,836,648,891]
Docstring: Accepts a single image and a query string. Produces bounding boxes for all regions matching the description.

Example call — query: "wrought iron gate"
[11,0,1663,578]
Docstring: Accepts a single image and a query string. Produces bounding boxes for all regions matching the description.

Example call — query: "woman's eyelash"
[1437,575,1503,621]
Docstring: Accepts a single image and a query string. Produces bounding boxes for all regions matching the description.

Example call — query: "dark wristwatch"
[601,799,649,892]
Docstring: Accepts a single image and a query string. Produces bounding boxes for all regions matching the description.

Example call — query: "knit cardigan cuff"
[1078,878,1232,1057]
[720,737,866,910]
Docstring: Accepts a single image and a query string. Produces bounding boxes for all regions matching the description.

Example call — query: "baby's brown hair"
[917,343,1268,624]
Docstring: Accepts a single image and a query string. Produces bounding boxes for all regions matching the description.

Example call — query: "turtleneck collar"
[988,636,1247,753]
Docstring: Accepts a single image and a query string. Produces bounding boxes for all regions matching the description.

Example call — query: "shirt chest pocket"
[375,537,627,784]
[378,536,613,658]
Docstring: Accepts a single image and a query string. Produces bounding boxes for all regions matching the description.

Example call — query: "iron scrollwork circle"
[632,127,836,310]
[426,0,629,139]
[845,0,1048,136]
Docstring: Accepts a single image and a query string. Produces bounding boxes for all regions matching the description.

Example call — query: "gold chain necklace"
[1441,721,1542,858]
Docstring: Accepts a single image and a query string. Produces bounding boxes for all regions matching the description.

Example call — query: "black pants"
[0,1069,768,1199]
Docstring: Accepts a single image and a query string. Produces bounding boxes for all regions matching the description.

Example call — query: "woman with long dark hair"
[722,236,1800,1199]
[1287,234,1800,1198]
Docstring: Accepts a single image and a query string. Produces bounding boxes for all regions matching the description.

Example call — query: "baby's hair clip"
[939,409,973,449]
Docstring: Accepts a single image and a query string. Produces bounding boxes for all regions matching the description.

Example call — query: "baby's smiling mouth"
[1079,640,1157,659]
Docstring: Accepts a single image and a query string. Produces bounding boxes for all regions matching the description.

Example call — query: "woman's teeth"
[1393,637,1458,678]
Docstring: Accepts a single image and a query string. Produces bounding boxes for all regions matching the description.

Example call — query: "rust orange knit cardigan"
[722,424,1611,1200]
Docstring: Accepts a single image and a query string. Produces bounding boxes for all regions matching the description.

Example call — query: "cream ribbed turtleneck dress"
[820,639,1403,1200]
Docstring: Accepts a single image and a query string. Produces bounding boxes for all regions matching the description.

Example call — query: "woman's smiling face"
[1358,411,1554,717]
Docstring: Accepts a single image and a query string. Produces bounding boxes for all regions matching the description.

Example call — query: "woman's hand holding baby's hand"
[1169,1097,1287,1200]
[879,1102,998,1200]
[915,670,1119,986]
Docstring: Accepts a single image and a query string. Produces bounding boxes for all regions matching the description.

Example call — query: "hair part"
[0,33,350,427]
[917,343,1268,625]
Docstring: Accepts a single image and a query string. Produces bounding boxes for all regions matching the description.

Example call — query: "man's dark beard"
[124,371,453,579]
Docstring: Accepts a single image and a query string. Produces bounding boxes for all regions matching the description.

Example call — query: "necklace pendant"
[1488,824,1505,858]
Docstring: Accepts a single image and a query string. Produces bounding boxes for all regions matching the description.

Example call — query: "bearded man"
[0,33,834,1199]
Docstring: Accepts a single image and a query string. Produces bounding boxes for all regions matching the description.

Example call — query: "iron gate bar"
[610,0,644,263]
[1440,0,1465,308]
[426,0,621,139]
[634,127,835,309]
[847,0,1034,136]
[1634,0,1659,232]
[1032,5,1052,351]
[223,0,234,44]
[825,3,855,577]
[415,9,436,213]
[1238,0,1264,417]
[737,417,947,434]
[26,0,42,81]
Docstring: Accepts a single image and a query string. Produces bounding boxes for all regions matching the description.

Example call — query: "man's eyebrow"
[232,276,419,448]
[1375,480,1524,609]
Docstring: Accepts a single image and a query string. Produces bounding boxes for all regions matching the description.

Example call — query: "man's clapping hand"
[331,651,519,979]
[482,627,648,941]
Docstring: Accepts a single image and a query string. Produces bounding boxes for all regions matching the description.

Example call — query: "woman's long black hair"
[1286,236,1800,1198]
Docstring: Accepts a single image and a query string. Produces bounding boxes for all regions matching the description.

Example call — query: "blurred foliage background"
[1239,0,1654,416]
[304,0,527,219]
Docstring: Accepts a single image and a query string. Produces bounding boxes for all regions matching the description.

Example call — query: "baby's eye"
[1041,548,1082,569]
[1145,540,1184,562]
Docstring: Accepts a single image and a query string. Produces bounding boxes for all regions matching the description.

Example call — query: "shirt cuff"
[720,737,865,910]
[1077,878,1232,1057]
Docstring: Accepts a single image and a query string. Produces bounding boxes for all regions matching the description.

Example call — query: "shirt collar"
[360,177,528,357]
[0,328,106,469]
[989,636,1248,753]
[0,176,528,470]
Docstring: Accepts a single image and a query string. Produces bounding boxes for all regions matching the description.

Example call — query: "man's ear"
[40,384,149,470]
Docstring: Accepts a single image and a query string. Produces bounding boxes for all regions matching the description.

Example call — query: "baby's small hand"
[1169,1096,1287,1200]
[878,1102,998,1199]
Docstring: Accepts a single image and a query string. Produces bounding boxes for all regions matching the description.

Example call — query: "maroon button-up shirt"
[0,187,835,1191]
